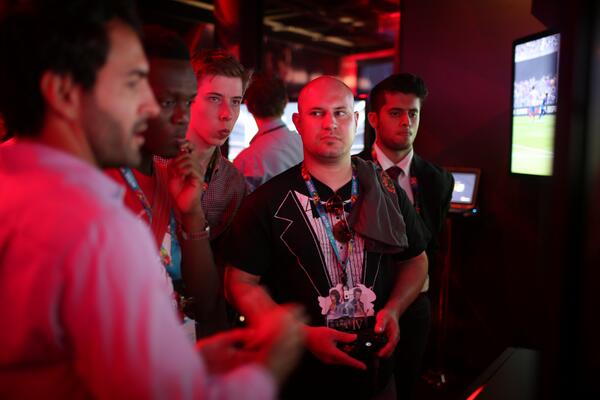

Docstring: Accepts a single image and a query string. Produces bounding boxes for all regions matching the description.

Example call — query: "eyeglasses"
[325,194,344,216]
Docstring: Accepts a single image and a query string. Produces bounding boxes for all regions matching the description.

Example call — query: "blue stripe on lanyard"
[302,166,358,285]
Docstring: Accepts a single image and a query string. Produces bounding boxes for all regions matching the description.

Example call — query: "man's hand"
[248,305,307,385]
[374,308,400,358]
[305,326,366,370]
[196,329,254,374]
[197,306,305,385]
[168,141,204,219]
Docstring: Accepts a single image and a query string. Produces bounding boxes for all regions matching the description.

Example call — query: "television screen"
[228,100,366,161]
[510,31,560,176]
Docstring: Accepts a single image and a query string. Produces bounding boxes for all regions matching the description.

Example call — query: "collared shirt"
[371,144,429,292]
[372,143,415,205]
[233,118,303,192]
[203,146,248,240]
[0,142,274,400]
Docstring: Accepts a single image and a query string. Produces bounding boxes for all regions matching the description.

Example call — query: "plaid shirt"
[202,147,248,240]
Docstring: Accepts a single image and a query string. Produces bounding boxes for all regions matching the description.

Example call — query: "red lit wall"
[400,0,546,373]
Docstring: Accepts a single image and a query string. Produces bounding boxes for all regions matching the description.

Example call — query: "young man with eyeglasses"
[224,76,430,399]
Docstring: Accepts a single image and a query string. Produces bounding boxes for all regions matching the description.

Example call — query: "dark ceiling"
[141,0,400,55]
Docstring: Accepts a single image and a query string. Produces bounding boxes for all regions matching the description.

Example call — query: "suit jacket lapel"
[273,190,332,295]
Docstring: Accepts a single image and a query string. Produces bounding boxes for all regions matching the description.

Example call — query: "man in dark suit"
[357,73,454,399]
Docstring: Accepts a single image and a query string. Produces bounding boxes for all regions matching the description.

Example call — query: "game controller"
[337,331,388,361]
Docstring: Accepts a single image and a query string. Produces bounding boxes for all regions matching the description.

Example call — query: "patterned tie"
[385,166,403,181]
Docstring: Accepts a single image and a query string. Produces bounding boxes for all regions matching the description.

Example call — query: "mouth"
[320,135,342,142]
[216,129,231,139]
[133,131,146,147]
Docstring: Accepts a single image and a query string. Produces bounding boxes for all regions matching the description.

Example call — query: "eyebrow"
[308,106,350,111]
[388,107,419,112]
[127,69,149,79]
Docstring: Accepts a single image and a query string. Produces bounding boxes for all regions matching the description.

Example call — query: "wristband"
[178,223,210,240]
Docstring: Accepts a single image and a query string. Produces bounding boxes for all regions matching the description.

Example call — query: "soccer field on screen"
[511,115,555,176]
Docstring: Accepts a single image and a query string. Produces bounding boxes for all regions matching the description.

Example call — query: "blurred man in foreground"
[0,1,303,398]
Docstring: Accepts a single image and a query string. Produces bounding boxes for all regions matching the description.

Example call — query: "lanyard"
[371,148,421,214]
[251,124,287,144]
[120,167,153,222]
[301,164,358,286]
[120,167,182,276]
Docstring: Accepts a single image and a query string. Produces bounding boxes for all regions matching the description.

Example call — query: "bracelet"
[178,223,210,240]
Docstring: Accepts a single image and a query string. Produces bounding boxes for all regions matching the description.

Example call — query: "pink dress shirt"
[0,142,274,399]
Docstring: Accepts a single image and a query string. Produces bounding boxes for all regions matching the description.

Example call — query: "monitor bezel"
[446,167,481,210]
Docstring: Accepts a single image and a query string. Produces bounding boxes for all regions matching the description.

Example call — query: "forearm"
[224,266,279,323]
[384,251,428,319]
[179,213,220,314]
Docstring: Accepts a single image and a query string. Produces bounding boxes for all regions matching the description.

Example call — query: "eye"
[409,110,418,118]
[389,110,401,117]
[126,80,140,89]
[334,110,348,117]
[309,110,324,117]
[231,98,242,106]
[207,96,220,103]
[160,99,176,108]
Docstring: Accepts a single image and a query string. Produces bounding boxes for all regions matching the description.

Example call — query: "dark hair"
[245,74,287,118]
[369,73,428,114]
[330,289,341,303]
[0,0,141,136]
[143,25,190,61]
[353,288,362,294]
[191,49,252,92]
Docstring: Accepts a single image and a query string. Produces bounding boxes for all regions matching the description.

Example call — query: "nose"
[219,102,233,121]
[322,111,337,130]
[399,111,411,127]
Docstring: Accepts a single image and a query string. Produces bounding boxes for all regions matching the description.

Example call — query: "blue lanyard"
[302,164,358,285]
[119,168,182,280]
[120,167,153,222]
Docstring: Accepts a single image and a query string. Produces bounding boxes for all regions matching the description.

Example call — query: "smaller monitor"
[447,167,481,213]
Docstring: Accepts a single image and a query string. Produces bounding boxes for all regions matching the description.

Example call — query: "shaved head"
[298,76,354,113]
[293,75,358,164]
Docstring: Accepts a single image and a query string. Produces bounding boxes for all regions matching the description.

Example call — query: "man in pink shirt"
[0,1,303,399]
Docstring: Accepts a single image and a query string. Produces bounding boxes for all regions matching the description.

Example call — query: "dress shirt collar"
[0,140,125,203]
[254,118,287,139]
[372,143,414,175]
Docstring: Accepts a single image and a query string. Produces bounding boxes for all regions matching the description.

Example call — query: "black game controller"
[337,331,388,361]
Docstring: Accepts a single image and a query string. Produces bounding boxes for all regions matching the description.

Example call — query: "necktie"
[385,166,403,181]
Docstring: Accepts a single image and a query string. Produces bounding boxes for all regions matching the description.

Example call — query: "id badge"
[318,283,376,331]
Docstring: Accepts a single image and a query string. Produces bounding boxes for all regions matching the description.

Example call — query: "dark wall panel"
[400,0,546,374]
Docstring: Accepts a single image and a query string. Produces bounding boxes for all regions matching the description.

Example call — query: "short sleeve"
[226,189,273,276]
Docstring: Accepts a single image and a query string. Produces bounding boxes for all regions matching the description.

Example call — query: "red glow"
[377,12,400,34]
[466,385,486,400]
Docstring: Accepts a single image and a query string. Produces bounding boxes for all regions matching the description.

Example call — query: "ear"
[39,71,82,121]
[367,111,378,130]
[292,112,301,135]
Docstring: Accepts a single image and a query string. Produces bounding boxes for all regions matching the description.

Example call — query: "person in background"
[106,25,226,338]
[358,73,454,399]
[233,73,303,191]
[0,1,304,398]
